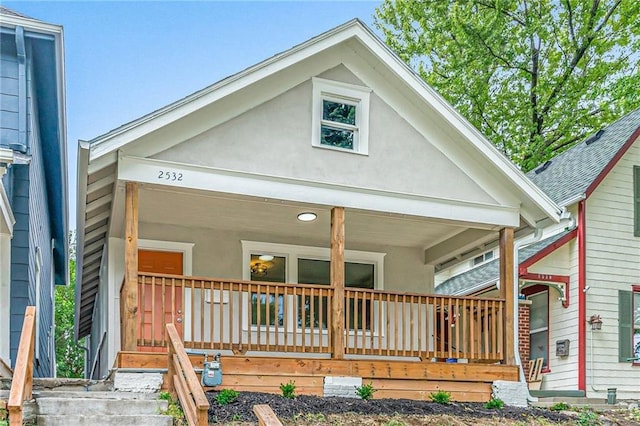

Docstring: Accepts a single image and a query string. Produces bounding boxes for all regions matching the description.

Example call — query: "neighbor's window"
[620,286,640,364]
[634,166,640,237]
[312,78,370,154]
[471,250,494,267]
[529,290,549,368]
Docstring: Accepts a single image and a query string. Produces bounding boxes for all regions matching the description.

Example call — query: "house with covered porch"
[75,20,566,401]
[436,108,640,400]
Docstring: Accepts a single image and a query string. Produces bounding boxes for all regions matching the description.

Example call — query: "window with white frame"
[470,250,494,267]
[312,78,371,154]
[529,290,549,368]
[242,241,384,331]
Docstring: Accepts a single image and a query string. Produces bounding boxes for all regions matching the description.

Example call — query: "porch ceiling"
[134,185,477,249]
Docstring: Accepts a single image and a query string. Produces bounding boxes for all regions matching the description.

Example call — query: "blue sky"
[4,1,381,227]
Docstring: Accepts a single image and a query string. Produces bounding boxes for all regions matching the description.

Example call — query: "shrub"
[280,380,296,399]
[485,397,504,409]
[549,401,570,411]
[355,382,377,400]
[576,409,601,426]
[216,388,239,405]
[429,390,452,404]
[158,391,172,401]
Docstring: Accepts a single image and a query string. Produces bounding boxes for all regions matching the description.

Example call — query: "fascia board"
[88,20,366,162]
[0,180,15,236]
[349,25,563,224]
[118,155,521,227]
[0,13,63,35]
[74,140,90,340]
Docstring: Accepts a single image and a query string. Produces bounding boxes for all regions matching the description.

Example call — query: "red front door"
[138,249,184,352]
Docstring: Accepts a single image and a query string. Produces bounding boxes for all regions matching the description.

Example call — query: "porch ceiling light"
[258,255,274,262]
[251,263,268,277]
[297,212,317,222]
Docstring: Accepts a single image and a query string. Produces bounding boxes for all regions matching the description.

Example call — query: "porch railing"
[135,273,503,361]
[8,306,35,426]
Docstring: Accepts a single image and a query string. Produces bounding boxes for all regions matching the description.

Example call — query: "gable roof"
[435,229,574,296]
[75,19,564,338]
[527,108,640,205]
[1,8,68,285]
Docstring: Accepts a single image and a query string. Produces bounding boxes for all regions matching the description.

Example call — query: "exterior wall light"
[588,314,603,331]
[297,212,317,222]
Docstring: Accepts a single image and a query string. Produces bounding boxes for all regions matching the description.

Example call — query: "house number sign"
[157,170,184,182]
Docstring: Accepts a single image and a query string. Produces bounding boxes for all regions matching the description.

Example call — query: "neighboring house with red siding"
[436,108,640,399]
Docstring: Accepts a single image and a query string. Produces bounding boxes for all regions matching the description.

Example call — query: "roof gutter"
[74,140,90,340]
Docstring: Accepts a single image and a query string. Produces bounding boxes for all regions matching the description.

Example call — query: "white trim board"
[118,155,520,228]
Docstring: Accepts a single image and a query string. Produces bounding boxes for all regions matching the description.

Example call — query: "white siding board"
[584,138,640,399]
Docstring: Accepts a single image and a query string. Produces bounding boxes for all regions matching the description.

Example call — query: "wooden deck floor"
[117,352,518,402]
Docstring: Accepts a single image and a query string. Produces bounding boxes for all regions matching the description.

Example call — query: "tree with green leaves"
[375,0,640,171]
[55,231,85,378]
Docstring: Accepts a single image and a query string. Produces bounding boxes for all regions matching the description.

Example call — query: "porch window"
[297,258,375,330]
[249,254,286,327]
[312,78,370,155]
[529,291,549,368]
[243,241,385,331]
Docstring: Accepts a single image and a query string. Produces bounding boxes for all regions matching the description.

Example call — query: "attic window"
[535,160,552,174]
[312,78,371,155]
[585,129,605,145]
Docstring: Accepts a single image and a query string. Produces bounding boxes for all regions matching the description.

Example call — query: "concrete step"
[37,414,173,426]
[37,397,168,416]
[536,397,607,404]
[34,390,160,400]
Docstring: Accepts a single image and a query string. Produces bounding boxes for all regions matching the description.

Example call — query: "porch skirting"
[117,352,517,402]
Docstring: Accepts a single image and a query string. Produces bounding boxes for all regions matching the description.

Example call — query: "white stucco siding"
[151,66,497,205]
[585,138,640,399]
[526,243,579,390]
[137,222,432,294]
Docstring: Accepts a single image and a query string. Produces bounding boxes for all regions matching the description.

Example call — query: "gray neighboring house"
[0,7,68,377]
[436,108,640,399]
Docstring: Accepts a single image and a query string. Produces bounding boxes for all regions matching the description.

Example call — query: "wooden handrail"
[166,323,209,426]
[253,404,283,426]
[8,306,36,426]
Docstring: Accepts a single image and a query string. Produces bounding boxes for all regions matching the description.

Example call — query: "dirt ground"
[204,391,640,425]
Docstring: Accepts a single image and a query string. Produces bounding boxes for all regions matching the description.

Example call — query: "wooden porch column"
[122,181,139,351]
[330,207,345,359]
[499,227,515,365]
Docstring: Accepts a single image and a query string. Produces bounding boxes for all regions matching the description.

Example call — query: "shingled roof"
[527,108,640,205]
[435,229,573,295]
[436,107,640,296]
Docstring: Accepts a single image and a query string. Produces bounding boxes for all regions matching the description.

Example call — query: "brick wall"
[518,300,531,379]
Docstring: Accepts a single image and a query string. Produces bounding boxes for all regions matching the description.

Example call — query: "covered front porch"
[110,180,519,400]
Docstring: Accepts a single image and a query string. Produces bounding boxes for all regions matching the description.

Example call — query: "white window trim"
[470,249,495,268]
[312,77,371,155]
[241,240,385,335]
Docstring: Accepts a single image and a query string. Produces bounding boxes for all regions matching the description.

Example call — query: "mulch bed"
[206,391,571,424]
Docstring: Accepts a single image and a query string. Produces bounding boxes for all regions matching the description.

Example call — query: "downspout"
[512,207,574,396]
[14,26,27,153]
[578,200,586,392]
[513,226,543,394]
